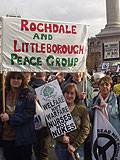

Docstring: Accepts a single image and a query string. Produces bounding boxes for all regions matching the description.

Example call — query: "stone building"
[96,0,120,72]
[87,0,120,73]
[87,37,102,73]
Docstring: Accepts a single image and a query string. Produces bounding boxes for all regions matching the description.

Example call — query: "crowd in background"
[0,70,120,160]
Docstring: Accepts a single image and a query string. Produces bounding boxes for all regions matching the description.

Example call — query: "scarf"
[93,93,109,120]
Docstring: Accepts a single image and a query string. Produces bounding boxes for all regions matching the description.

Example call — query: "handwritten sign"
[1,17,87,72]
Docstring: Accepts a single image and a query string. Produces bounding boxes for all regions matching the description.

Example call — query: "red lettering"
[30,43,36,52]
[44,24,52,32]
[67,45,72,54]
[30,22,36,31]
[57,45,62,54]
[21,20,29,31]
[79,45,84,54]
[52,44,57,53]
[73,45,79,54]
[21,20,77,34]
[37,23,44,32]
[72,25,77,34]
[14,40,21,52]
[41,43,45,53]
[47,44,51,53]
[25,43,29,52]
[59,25,65,33]
[66,25,71,34]
[53,24,59,33]
[62,45,67,53]
[22,43,24,52]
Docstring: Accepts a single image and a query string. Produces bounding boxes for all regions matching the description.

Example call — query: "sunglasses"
[11,76,22,80]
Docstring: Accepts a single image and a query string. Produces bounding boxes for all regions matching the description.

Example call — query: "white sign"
[1,16,88,72]
[103,42,119,60]
[92,109,120,160]
[35,80,76,138]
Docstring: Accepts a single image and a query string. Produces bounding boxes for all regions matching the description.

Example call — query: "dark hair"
[63,83,79,104]
[5,72,27,90]
[36,72,46,78]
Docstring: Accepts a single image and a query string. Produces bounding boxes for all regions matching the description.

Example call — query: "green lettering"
[56,58,60,66]
[17,56,22,65]
[74,58,78,66]
[23,56,30,65]
[11,53,17,65]
[36,57,42,66]
[48,34,53,40]
[68,58,73,67]
[41,34,47,40]
[30,57,36,66]
[46,55,54,66]
[33,33,40,39]
[62,58,67,67]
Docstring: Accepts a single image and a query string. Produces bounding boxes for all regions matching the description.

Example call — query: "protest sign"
[92,109,120,160]
[1,16,87,72]
[103,42,120,60]
[34,100,47,130]
[35,80,76,138]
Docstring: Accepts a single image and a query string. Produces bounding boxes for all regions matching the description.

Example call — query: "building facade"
[87,37,102,73]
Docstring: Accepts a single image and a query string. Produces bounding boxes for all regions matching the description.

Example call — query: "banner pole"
[2,71,5,113]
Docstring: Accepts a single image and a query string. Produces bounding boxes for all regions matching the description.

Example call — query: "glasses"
[11,76,22,80]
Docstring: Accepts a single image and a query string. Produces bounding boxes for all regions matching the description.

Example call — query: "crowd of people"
[0,70,120,160]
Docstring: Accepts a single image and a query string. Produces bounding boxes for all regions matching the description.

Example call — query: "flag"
[92,109,120,160]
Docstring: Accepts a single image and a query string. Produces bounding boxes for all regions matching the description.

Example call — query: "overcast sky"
[0,0,106,37]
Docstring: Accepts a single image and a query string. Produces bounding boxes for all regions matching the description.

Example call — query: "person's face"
[24,73,31,83]
[10,75,22,88]
[99,80,111,96]
[73,72,84,82]
[64,88,76,105]
[56,73,64,83]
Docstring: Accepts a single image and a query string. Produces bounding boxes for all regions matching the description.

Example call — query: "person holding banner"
[0,72,36,160]
[90,76,120,159]
[55,83,91,160]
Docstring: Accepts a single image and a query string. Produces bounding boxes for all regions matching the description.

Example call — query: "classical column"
[106,0,120,28]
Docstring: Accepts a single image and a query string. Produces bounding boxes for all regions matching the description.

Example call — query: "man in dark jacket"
[29,72,50,160]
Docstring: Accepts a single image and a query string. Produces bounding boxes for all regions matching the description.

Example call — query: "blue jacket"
[1,88,36,146]
[92,91,120,134]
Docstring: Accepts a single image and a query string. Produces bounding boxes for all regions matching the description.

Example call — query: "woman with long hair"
[0,72,36,160]
[55,83,90,160]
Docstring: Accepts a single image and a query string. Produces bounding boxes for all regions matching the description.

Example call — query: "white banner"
[1,16,88,72]
[92,109,120,160]
[35,80,76,138]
